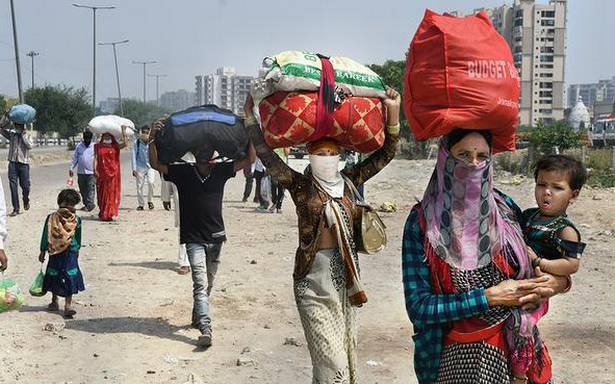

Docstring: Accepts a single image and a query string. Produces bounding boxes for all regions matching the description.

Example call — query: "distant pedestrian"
[38,189,85,319]
[1,113,33,216]
[241,161,255,203]
[269,147,290,213]
[132,125,157,211]
[69,130,96,211]
[94,127,127,221]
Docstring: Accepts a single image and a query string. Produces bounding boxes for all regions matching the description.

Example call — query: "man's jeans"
[77,174,96,210]
[186,242,222,331]
[8,161,30,211]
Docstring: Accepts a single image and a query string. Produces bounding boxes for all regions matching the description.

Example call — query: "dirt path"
[1,158,613,383]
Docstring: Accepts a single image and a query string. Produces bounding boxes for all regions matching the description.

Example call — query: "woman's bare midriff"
[317,225,338,250]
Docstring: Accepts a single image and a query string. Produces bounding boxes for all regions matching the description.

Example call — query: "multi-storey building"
[568,77,615,110]
[159,89,195,112]
[194,67,254,116]
[454,0,567,126]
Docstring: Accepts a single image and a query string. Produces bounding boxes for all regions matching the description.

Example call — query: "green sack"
[29,267,46,297]
[0,275,24,313]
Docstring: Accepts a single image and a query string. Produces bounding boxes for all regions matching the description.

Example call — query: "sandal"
[64,308,77,319]
[47,302,59,311]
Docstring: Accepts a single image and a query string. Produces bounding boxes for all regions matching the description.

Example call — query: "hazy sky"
[1,0,612,104]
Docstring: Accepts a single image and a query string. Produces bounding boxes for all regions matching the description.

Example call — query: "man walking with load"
[148,119,255,348]
[69,130,96,211]
[1,114,33,216]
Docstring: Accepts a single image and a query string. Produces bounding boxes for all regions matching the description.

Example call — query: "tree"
[368,59,432,157]
[0,95,6,113]
[528,120,584,154]
[25,85,92,138]
[116,99,172,128]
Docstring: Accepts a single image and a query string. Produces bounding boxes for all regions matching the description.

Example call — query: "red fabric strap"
[309,55,336,142]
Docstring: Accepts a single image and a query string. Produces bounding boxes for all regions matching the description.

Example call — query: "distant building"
[568,76,615,110]
[159,89,195,112]
[194,67,254,116]
[99,97,120,114]
[453,0,568,126]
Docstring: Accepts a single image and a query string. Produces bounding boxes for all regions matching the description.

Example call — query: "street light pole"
[26,51,39,89]
[9,0,24,102]
[148,74,167,106]
[99,40,129,115]
[73,3,116,113]
[132,60,157,103]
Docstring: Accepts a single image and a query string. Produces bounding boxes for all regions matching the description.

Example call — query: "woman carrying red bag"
[94,127,127,221]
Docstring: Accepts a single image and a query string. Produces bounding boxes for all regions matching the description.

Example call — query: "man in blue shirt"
[132,125,157,210]
[69,130,96,211]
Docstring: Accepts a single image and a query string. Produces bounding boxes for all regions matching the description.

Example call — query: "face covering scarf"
[309,154,343,198]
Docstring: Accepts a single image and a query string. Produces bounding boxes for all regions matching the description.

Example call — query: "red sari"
[95,139,121,221]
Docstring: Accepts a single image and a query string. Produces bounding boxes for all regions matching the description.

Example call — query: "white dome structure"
[569,97,590,130]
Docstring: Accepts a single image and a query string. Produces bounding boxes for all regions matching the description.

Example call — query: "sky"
[1,0,613,104]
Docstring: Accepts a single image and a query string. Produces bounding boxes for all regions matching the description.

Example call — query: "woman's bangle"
[148,139,156,145]
[386,123,400,135]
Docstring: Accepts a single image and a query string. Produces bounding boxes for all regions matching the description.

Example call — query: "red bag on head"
[403,10,520,153]
[258,92,385,153]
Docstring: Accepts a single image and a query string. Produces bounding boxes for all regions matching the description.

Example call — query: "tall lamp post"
[73,3,116,113]
[9,0,24,102]
[26,51,39,89]
[132,60,157,103]
[148,74,167,106]
[99,39,129,115]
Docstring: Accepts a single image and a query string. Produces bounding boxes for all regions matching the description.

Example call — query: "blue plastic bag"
[8,104,36,125]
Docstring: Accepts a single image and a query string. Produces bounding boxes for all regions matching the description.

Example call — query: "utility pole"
[148,74,167,106]
[9,0,24,102]
[73,3,116,113]
[26,51,39,89]
[132,60,157,103]
[99,40,129,115]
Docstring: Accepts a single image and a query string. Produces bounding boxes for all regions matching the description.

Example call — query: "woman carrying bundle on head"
[94,127,127,221]
[244,85,400,383]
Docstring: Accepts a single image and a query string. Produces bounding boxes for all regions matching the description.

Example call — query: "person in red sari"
[94,127,127,221]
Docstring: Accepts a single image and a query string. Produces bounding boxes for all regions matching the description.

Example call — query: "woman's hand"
[38,251,46,263]
[518,267,568,310]
[485,279,533,307]
[244,94,255,119]
[383,87,401,126]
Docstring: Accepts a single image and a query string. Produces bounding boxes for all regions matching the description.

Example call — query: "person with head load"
[148,120,256,348]
[132,125,158,211]
[94,127,128,221]
[402,129,573,384]
[0,113,34,216]
[69,130,96,211]
[244,87,400,384]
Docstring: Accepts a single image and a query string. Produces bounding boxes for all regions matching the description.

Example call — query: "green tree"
[116,99,171,128]
[25,85,92,138]
[0,95,6,113]
[528,120,584,154]
[368,59,432,157]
